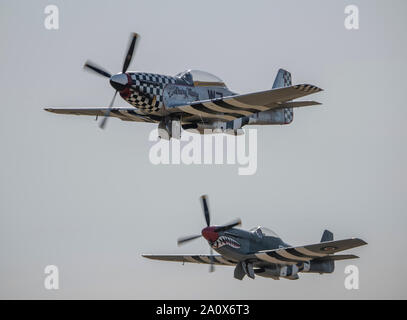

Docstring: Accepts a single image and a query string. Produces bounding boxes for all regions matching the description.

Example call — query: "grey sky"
[0,0,406,299]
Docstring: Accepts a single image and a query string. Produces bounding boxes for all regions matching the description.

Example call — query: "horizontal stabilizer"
[303,238,367,255]
[279,101,321,108]
[254,238,367,265]
[314,254,359,261]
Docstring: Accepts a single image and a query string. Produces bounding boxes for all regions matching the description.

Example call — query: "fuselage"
[112,71,293,130]
[119,72,235,114]
[208,227,290,261]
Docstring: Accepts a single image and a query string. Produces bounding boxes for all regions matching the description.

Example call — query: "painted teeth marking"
[212,236,240,249]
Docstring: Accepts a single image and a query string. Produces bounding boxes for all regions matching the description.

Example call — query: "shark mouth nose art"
[212,236,241,249]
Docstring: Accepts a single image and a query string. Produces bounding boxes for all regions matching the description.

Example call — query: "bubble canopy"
[175,69,226,87]
[250,226,280,238]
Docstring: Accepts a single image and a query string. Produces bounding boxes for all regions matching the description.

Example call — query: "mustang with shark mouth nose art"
[143,195,367,280]
[44,32,324,139]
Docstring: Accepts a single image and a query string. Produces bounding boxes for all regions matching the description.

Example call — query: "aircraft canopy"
[250,226,280,238]
[175,69,226,87]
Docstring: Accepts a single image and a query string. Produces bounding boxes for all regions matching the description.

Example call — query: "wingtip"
[293,84,324,93]
[353,238,368,246]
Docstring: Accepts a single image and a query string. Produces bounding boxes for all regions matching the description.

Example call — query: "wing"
[44,107,159,123]
[253,238,367,265]
[170,84,323,122]
[142,239,365,267]
[142,254,237,266]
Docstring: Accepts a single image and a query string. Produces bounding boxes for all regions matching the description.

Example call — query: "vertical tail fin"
[321,229,334,242]
[272,69,293,124]
[307,231,337,274]
[320,229,335,272]
[272,69,292,89]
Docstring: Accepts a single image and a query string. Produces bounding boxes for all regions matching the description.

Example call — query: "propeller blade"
[209,247,215,273]
[99,90,118,129]
[122,32,139,73]
[177,234,202,246]
[83,60,111,78]
[201,195,210,227]
[214,218,242,232]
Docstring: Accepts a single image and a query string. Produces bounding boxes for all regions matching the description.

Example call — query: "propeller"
[99,90,118,129]
[201,194,210,227]
[213,218,242,232]
[122,33,139,73]
[177,234,202,246]
[83,61,111,79]
[209,247,215,273]
[83,32,140,129]
[177,195,242,272]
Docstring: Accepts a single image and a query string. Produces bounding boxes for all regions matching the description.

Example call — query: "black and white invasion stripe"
[179,97,268,121]
[293,84,322,93]
[255,247,327,265]
[183,255,237,266]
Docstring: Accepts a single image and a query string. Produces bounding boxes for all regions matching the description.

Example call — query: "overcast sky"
[0,0,406,299]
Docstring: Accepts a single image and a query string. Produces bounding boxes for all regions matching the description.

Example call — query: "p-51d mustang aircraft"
[143,195,367,280]
[45,32,323,139]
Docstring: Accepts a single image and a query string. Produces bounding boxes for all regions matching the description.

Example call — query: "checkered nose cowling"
[122,72,177,112]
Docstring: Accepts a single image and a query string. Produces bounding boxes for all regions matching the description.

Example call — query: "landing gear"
[234,261,255,280]
[158,118,181,140]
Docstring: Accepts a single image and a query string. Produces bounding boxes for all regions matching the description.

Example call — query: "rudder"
[272,69,293,124]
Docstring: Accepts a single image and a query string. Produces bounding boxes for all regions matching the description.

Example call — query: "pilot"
[182,72,193,85]
[255,227,264,238]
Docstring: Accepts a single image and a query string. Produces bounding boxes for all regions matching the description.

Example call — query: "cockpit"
[249,226,280,239]
[175,69,226,87]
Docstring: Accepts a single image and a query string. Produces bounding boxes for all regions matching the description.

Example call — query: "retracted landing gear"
[158,118,181,140]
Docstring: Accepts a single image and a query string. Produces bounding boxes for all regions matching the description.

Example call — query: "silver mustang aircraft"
[45,33,323,139]
[143,195,367,280]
